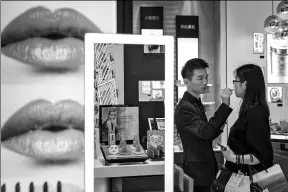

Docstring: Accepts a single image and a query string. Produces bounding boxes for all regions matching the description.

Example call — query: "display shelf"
[95,157,164,178]
[173,147,221,153]
[271,134,288,143]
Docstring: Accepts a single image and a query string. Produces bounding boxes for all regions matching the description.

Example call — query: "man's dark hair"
[181,58,209,80]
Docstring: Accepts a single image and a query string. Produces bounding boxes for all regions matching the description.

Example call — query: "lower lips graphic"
[2,38,84,69]
[1,99,84,161]
[1,6,102,69]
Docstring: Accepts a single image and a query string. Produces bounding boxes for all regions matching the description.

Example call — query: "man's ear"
[183,78,189,86]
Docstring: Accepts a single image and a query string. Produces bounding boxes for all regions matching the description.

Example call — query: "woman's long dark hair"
[235,64,270,117]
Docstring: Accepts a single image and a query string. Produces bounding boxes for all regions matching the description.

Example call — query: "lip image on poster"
[267,87,283,103]
[1,7,101,70]
[1,1,116,191]
[1,99,84,161]
[1,84,85,190]
[1,1,116,85]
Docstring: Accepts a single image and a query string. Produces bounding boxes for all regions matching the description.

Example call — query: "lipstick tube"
[108,133,116,146]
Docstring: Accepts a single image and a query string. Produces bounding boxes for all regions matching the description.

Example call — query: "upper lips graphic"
[1,6,102,69]
[1,99,84,160]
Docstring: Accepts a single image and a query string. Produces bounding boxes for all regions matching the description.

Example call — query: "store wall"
[124,45,165,148]
[225,1,288,132]
[132,1,223,145]
[133,1,217,91]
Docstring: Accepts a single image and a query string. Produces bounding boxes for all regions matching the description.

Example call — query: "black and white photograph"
[3,1,288,192]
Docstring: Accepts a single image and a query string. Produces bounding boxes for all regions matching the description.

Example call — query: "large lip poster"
[1,1,116,191]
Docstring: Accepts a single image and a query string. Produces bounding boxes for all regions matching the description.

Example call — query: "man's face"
[185,68,208,95]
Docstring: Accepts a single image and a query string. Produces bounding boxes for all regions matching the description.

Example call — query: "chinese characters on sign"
[145,16,160,21]
[141,7,163,54]
[253,33,265,54]
[180,25,196,29]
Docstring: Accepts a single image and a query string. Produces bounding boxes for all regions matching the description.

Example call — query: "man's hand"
[220,88,233,106]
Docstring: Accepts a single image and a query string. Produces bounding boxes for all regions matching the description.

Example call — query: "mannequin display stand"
[100,135,148,164]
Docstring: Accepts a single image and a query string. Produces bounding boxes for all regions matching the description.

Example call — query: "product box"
[147,130,165,160]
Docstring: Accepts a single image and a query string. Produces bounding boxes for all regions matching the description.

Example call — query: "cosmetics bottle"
[270,46,288,76]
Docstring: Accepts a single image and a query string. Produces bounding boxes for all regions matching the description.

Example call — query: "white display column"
[176,16,199,102]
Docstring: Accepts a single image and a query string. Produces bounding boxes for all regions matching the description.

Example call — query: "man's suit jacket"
[175,92,233,187]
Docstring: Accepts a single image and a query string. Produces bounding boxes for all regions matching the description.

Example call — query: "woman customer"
[222,64,273,174]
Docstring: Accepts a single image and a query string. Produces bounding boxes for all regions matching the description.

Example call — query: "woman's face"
[233,76,246,98]
[109,112,117,121]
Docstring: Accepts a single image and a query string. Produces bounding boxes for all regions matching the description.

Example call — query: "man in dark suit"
[175,58,233,192]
